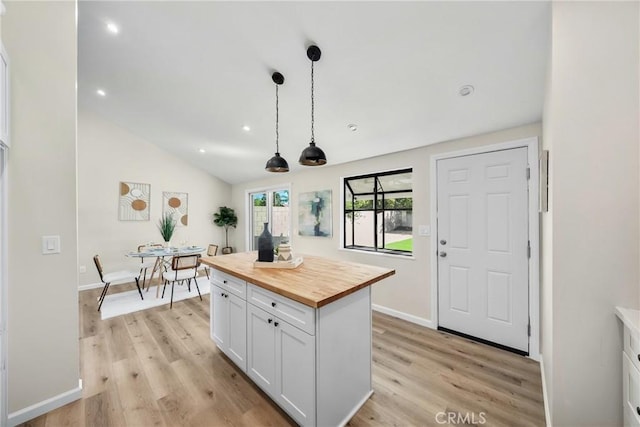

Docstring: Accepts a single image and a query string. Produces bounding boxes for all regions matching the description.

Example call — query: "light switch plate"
[42,235,61,255]
[418,225,431,236]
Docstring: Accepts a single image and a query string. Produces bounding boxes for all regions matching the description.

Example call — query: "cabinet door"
[227,293,247,372]
[0,48,7,146]
[247,304,276,396]
[276,320,316,426]
[211,285,228,350]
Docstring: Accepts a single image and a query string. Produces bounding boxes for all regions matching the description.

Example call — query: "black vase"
[257,222,274,262]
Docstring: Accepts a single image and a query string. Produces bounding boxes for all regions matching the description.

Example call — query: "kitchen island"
[200,252,395,427]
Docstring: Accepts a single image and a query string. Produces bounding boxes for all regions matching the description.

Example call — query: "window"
[248,188,290,250]
[344,168,413,255]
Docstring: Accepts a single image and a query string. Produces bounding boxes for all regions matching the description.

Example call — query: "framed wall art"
[298,190,332,237]
[119,181,150,221]
[163,191,189,226]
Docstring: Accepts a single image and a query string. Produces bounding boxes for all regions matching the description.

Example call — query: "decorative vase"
[164,240,171,248]
[277,244,292,261]
[257,223,274,262]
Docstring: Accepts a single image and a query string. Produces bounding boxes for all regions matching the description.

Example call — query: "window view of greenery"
[344,169,412,255]
[250,189,290,250]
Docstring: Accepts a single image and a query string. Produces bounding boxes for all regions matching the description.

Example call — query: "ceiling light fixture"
[347,124,358,132]
[299,45,327,166]
[265,72,289,173]
[242,125,251,132]
[106,22,119,34]
[96,89,106,97]
[199,148,206,153]
[459,85,474,97]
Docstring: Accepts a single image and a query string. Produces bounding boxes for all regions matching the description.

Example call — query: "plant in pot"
[213,206,238,254]
[158,213,176,247]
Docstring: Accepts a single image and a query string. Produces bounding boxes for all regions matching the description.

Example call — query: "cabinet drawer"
[211,269,246,300]
[248,284,316,335]
[623,352,640,426]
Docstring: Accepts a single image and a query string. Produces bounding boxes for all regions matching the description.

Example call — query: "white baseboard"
[78,282,103,291]
[372,304,435,329]
[8,379,82,426]
[539,356,552,427]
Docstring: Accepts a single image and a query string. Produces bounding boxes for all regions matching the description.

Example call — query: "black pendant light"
[299,45,327,166]
[265,72,289,173]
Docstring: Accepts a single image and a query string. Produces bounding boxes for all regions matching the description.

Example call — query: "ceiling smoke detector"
[459,85,474,97]
[347,124,358,132]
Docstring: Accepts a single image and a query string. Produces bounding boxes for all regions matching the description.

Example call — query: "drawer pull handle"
[223,280,227,284]
[271,302,276,307]
[274,321,279,327]
[636,406,640,416]
[268,318,273,324]
[637,354,639,362]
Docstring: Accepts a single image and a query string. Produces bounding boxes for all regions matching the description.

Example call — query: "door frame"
[244,183,292,252]
[429,137,540,360]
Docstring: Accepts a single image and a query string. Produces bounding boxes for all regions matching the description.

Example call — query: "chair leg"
[97,282,110,311]
[170,281,175,309]
[135,277,144,301]
[194,277,202,301]
[205,267,210,280]
[162,280,167,298]
[187,278,191,292]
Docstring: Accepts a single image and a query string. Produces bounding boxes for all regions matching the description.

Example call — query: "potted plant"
[158,213,176,247]
[214,206,238,254]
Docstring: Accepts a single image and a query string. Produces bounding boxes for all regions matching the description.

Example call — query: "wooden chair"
[162,254,201,309]
[93,255,143,311]
[137,243,163,290]
[197,244,218,279]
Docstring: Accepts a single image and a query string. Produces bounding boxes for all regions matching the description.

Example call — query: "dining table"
[126,245,205,298]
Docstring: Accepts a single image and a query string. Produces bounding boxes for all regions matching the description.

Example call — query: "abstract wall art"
[119,181,150,221]
[298,190,332,237]
[163,191,189,226]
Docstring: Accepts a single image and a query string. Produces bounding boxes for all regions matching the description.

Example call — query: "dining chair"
[93,255,143,311]
[137,243,163,290]
[197,244,218,279]
[162,254,201,308]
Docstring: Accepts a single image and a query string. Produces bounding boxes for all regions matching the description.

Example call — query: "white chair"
[197,244,218,279]
[162,254,201,308]
[93,255,143,311]
[137,243,163,290]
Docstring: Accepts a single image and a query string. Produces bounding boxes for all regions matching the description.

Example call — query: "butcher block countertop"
[201,251,395,308]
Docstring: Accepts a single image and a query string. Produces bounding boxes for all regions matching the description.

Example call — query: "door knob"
[440,239,447,245]
[439,251,447,258]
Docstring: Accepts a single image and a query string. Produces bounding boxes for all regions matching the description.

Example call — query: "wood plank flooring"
[22,283,545,427]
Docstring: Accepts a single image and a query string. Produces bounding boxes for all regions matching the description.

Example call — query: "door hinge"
[527,240,531,258]
[526,167,531,180]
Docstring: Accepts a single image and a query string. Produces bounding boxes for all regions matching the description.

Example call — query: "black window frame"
[343,168,413,256]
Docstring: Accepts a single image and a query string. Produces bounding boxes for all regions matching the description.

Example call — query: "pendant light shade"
[266,72,289,173]
[299,45,327,166]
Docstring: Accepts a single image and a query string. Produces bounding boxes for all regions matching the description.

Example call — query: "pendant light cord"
[275,84,280,153]
[310,59,315,143]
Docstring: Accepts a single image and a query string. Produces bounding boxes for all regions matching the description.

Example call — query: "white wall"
[78,111,232,286]
[232,123,541,323]
[3,0,79,414]
[544,2,640,425]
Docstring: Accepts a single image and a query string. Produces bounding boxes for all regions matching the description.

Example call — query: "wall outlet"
[418,225,431,236]
[79,265,86,274]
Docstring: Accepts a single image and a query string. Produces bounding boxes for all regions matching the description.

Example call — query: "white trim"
[8,379,82,427]
[78,282,103,291]
[0,142,8,426]
[372,304,435,329]
[429,136,541,360]
[540,357,552,426]
[337,389,373,427]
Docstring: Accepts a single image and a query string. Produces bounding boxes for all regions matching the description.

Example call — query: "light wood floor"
[22,283,545,427]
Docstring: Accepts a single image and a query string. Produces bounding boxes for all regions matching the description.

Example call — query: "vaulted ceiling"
[78,1,550,184]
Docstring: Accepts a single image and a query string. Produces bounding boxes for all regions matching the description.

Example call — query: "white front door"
[436,147,529,353]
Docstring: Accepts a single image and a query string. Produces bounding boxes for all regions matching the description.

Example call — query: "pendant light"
[265,72,289,173]
[299,45,327,166]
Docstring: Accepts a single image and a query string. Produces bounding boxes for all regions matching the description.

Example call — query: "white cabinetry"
[0,46,8,147]
[247,290,316,426]
[616,307,640,426]
[211,270,246,372]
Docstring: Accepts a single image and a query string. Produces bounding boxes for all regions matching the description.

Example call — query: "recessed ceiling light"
[199,148,206,153]
[96,89,106,97]
[347,124,358,132]
[242,125,251,132]
[459,85,474,97]
[106,22,119,34]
